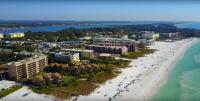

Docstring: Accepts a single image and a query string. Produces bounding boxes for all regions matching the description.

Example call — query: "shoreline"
[116,38,199,101]
[1,38,199,101]
[140,38,199,101]
[73,38,199,101]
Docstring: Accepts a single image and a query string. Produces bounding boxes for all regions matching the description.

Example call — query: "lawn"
[122,49,156,59]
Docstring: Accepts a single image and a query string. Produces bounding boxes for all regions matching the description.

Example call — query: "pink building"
[93,42,137,52]
[85,45,128,55]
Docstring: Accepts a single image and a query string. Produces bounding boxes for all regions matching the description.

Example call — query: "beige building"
[0,33,4,39]
[141,31,160,40]
[55,52,80,63]
[7,54,48,81]
[5,32,25,39]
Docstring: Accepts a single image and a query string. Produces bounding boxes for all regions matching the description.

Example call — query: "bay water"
[175,22,200,30]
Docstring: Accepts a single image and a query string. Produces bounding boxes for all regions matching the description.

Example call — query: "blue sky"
[1,1,200,21]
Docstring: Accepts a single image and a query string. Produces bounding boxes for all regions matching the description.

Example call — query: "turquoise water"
[153,40,200,101]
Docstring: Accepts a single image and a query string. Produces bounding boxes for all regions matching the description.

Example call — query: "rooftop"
[61,48,94,52]
[55,52,79,56]
[7,54,46,66]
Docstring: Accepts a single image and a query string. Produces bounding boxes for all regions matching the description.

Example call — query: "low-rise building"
[5,32,25,39]
[80,36,91,40]
[160,32,180,39]
[38,42,57,49]
[141,31,159,40]
[58,40,86,48]
[85,45,128,55]
[7,54,48,81]
[92,35,138,52]
[138,31,160,46]
[61,49,94,59]
[0,33,4,39]
[138,39,155,46]
[93,36,129,43]
[92,41,137,52]
[55,52,80,63]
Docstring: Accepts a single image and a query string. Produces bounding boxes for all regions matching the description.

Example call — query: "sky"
[1,0,200,21]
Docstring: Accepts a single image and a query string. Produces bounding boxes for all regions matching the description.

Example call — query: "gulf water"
[153,40,200,101]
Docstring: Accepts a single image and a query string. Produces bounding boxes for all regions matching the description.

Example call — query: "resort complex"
[1,0,200,100]
[0,21,198,101]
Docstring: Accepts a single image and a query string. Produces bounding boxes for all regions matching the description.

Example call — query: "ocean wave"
[194,54,200,63]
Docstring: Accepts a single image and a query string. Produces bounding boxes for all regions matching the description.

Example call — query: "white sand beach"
[71,38,199,101]
[1,86,58,101]
[0,80,18,90]
[1,38,198,101]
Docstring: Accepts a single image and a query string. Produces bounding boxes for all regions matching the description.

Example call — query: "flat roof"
[61,48,94,52]
[7,54,46,66]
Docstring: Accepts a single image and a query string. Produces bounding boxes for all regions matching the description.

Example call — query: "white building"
[61,49,94,59]
[0,33,4,39]
[160,32,180,40]
[40,42,57,48]
[55,52,80,63]
[141,31,159,40]
[5,32,25,39]
[93,35,132,42]
[138,39,155,46]
[80,36,92,40]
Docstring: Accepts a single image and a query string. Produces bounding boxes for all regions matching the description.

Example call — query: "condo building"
[58,40,86,48]
[92,35,138,52]
[141,31,160,40]
[55,52,80,63]
[93,37,130,43]
[61,48,94,59]
[92,41,138,52]
[138,39,155,46]
[5,32,25,39]
[160,32,180,39]
[7,54,48,81]
[0,33,4,39]
[85,45,128,55]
